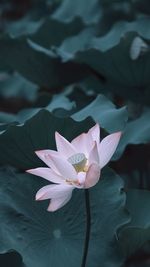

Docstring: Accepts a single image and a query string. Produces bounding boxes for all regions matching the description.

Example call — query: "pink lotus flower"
[27,124,121,212]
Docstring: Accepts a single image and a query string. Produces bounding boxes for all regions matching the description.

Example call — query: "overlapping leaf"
[0,94,128,166]
[74,32,150,104]
[0,72,38,101]
[31,17,86,48]
[0,2,150,266]
[55,18,150,104]
[0,93,74,124]
[72,94,128,132]
[17,94,75,123]
[0,35,89,88]
[6,15,86,47]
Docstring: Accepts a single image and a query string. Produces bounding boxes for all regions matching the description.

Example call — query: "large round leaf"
[0,110,94,169]
[0,167,130,267]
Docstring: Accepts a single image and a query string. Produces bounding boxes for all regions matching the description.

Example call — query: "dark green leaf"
[5,16,44,37]
[72,94,128,132]
[118,189,150,256]
[17,94,75,123]
[114,108,150,159]
[31,17,86,48]
[53,0,101,23]
[0,72,38,101]
[0,252,25,267]
[0,110,94,169]
[0,112,17,124]
[0,36,89,88]
[0,167,130,267]
[7,15,86,48]
[91,18,150,51]
[0,94,74,124]
[74,32,150,104]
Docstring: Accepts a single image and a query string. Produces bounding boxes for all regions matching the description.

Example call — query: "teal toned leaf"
[118,189,150,256]
[5,16,44,37]
[56,28,95,62]
[72,94,128,132]
[0,112,17,124]
[0,36,89,88]
[74,32,150,104]
[31,17,86,48]
[114,108,150,159]
[0,110,94,169]
[0,167,130,267]
[0,93,74,124]
[91,18,150,52]
[7,16,86,48]
[53,0,101,23]
[17,94,75,123]
[58,18,150,56]
[0,72,38,101]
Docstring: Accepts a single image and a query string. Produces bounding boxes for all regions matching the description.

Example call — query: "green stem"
[81,189,91,267]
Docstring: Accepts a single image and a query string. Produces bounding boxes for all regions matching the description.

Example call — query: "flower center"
[68,153,87,172]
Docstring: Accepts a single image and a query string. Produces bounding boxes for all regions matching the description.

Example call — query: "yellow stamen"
[83,165,89,172]
[68,153,87,172]
[66,179,80,186]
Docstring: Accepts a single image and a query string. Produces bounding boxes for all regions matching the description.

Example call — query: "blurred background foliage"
[0,0,150,267]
